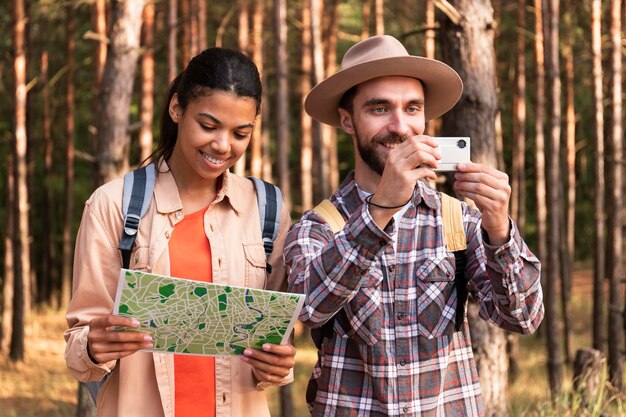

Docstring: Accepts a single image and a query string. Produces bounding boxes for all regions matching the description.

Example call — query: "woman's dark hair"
[147,47,262,165]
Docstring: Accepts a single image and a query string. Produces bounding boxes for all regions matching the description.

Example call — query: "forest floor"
[1,268,625,417]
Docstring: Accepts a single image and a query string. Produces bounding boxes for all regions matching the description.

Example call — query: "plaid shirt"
[285,173,544,417]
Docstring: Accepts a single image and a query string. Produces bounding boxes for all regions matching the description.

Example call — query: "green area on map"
[115,270,304,356]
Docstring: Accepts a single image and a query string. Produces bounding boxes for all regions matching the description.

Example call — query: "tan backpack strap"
[441,193,467,252]
[312,199,346,234]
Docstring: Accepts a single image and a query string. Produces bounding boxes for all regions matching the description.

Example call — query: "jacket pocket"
[415,255,457,339]
[243,243,267,289]
[334,268,384,346]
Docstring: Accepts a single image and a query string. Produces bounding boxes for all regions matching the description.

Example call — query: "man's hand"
[454,162,512,246]
[87,315,153,364]
[369,135,440,228]
[240,343,296,384]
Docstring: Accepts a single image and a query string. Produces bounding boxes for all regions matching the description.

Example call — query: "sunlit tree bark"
[544,0,563,397]
[10,0,30,363]
[61,4,76,309]
[374,0,384,34]
[168,0,177,82]
[95,0,146,184]
[274,0,291,208]
[250,0,264,179]
[139,1,155,164]
[300,0,313,212]
[560,5,576,365]
[439,1,507,412]
[591,0,606,354]
[323,0,339,191]
[311,0,328,202]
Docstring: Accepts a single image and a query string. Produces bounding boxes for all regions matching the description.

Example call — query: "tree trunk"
[560,7,576,365]
[311,0,328,202]
[61,4,76,309]
[234,0,250,177]
[1,152,15,355]
[168,0,177,82]
[532,0,547,339]
[10,0,30,362]
[197,0,207,51]
[181,0,191,65]
[361,0,370,40]
[439,2,507,414]
[139,2,155,164]
[608,0,623,391]
[591,0,605,354]
[274,0,291,208]
[511,0,526,229]
[250,0,264,179]
[95,0,146,185]
[425,0,436,136]
[468,304,508,417]
[374,0,384,35]
[544,0,563,397]
[91,0,108,187]
[300,0,313,212]
[189,0,199,58]
[323,0,339,191]
[40,47,56,307]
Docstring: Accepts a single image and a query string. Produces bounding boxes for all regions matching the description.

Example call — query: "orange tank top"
[169,205,215,417]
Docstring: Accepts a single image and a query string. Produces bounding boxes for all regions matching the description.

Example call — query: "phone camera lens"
[457,139,467,149]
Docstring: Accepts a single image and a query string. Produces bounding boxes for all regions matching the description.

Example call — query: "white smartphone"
[433,137,471,171]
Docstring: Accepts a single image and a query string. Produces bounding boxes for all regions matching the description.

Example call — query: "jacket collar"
[152,160,243,214]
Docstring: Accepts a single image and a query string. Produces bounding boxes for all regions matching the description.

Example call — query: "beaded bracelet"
[365,194,411,209]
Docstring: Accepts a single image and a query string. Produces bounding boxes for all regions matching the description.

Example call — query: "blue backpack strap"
[248,177,282,273]
[119,163,156,269]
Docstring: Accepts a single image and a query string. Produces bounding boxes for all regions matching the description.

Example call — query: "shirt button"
[403,406,409,413]
[165,231,171,239]
[396,313,403,320]
[400,360,406,366]
[388,265,395,272]
[176,210,183,219]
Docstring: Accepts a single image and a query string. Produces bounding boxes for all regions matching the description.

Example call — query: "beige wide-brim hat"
[304,35,463,127]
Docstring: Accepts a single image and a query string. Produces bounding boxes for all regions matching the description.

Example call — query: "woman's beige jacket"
[65,163,292,417]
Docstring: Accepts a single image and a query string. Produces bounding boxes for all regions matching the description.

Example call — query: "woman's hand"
[240,343,296,384]
[87,315,154,364]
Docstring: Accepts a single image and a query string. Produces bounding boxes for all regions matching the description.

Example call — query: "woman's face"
[168,91,257,185]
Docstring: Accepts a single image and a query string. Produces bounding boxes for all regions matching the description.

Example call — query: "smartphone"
[433,137,471,171]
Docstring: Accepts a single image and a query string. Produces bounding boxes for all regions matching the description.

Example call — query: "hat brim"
[304,56,463,127]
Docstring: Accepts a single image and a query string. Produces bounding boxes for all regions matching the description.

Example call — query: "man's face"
[339,76,426,176]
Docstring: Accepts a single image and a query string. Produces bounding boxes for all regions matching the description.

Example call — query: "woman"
[65,48,295,417]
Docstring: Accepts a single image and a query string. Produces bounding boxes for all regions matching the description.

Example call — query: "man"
[284,35,544,417]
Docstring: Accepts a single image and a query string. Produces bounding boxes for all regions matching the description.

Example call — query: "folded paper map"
[113,269,305,356]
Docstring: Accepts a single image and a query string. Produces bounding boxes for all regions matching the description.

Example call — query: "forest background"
[0,0,625,416]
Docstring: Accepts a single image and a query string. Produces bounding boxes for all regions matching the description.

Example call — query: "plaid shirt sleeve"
[285,202,394,328]
[463,205,544,334]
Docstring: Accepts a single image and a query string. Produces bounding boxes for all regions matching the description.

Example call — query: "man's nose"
[387,110,411,137]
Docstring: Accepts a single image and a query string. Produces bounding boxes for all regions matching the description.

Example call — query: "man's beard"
[354,124,407,176]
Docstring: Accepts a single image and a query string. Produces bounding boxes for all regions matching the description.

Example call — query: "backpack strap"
[440,192,469,332]
[312,199,345,233]
[119,163,156,269]
[248,176,282,274]
[88,164,157,406]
